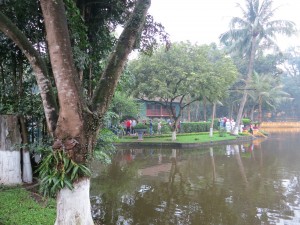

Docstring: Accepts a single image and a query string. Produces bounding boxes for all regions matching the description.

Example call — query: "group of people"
[121,119,163,135]
[219,117,236,132]
[123,119,137,135]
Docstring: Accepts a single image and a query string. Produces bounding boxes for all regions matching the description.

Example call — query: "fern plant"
[37,148,91,197]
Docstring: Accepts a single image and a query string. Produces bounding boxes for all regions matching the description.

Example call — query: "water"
[90,132,300,225]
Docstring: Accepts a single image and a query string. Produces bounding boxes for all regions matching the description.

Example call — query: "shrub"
[242,118,251,126]
[180,122,211,133]
[134,123,148,129]
[219,127,227,137]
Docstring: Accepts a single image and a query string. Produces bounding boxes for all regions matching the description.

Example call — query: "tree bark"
[0,115,22,185]
[40,0,85,140]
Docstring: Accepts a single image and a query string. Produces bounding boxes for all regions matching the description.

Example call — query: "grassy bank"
[0,186,56,225]
[116,132,242,143]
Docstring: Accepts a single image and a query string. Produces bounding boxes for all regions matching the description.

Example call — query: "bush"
[180,122,211,133]
[242,118,251,126]
[134,123,148,129]
[219,127,227,137]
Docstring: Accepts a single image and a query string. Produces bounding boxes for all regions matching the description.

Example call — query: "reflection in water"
[91,133,300,225]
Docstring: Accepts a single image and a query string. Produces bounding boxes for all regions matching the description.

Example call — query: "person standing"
[131,119,137,134]
[149,119,153,135]
[126,119,131,135]
[157,121,162,134]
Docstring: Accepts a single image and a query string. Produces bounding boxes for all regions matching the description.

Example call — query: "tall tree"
[248,72,291,123]
[0,0,154,224]
[279,47,300,119]
[129,42,237,140]
[220,0,296,134]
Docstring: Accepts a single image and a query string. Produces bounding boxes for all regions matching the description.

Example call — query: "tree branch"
[0,12,58,136]
[92,0,151,116]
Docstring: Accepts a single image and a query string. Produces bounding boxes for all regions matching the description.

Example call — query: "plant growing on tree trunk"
[0,0,153,224]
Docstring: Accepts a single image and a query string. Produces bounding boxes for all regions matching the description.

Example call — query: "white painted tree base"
[22,151,33,183]
[0,151,22,185]
[171,131,177,141]
[55,178,94,225]
[232,126,239,135]
[209,127,213,137]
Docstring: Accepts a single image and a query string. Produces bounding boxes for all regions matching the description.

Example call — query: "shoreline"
[114,135,255,148]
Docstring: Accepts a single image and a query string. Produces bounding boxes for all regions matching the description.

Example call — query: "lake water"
[90,131,300,225]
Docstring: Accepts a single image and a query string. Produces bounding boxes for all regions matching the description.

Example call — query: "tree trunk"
[0,115,22,185]
[40,0,150,224]
[203,97,207,121]
[187,95,191,122]
[250,105,255,121]
[258,97,262,123]
[233,36,257,135]
[19,116,33,183]
[55,178,93,225]
[1,0,151,223]
[210,103,216,137]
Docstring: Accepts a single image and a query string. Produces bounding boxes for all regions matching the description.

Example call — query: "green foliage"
[94,128,118,164]
[64,0,90,70]
[129,42,237,102]
[134,123,148,129]
[180,122,211,133]
[242,118,251,126]
[157,122,172,134]
[220,0,296,57]
[128,42,237,128]
[110,91,140,120]
[0,187,56,225]
[37,148,91,197]
[219,127,227,137]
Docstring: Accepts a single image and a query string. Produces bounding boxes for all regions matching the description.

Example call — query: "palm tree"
[220,0,296,134]
[248,72,292,123]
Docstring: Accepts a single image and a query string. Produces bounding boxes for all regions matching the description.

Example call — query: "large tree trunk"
[0,115,22,185]
[39,0,151,224]
[1,0,151,223]
[55,178,93,225]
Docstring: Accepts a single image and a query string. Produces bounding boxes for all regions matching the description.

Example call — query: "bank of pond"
[0,131,258,225]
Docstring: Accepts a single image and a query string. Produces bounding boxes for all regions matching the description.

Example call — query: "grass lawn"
[116,132,241,144]
[0,186,56,225]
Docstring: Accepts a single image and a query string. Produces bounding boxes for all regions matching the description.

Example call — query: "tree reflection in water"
[90,133,300,225]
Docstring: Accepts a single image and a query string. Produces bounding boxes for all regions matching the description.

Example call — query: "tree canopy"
[128,42,238,139]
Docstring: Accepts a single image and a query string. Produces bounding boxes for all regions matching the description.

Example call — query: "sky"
[148,0,300,50]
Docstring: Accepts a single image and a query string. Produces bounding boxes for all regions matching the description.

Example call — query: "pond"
[90,131,300,225]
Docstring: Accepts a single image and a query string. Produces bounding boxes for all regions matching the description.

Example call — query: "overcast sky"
[148,0,300,50]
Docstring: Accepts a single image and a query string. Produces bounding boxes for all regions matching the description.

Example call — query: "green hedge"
[180,121,219,133]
